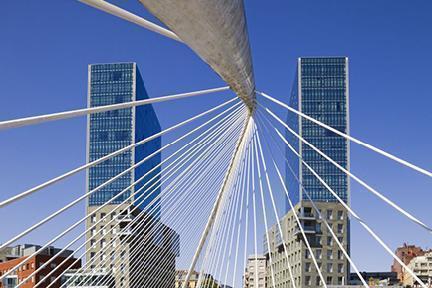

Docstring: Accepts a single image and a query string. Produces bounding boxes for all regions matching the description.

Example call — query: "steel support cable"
[241,143,252,286]
[1,101,242,262]
[195,136,248,288]
[197,117,253,288]
[196,125,252,288]
[127,126,243,288]
[225,140,252,287]
[72,114,245,288]
[0,96,236,208]
[250,136,260,288]
[256,110,428,288]
[29,106,245,288]
[78,0,182,42]
[260,104,432,234]
[251,129,285,288]
[41,107,244,288]
[204,143,247,286]
[255,111,369,288]
[128,155,233,288]
[255,127,327,288]
[257,91,432,178]
[213,150,246,282]
[0,86,229,131]
[60,114,245,288]
[91,146,236,288]
[182,114,254,288]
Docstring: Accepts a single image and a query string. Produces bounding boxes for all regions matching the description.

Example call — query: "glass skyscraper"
[87,62,161,217]
[287,57,350,205]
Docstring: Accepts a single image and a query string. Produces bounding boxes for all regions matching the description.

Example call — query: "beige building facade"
[265,201,349,287]
[243,255,266,288]
[403,252,432,287]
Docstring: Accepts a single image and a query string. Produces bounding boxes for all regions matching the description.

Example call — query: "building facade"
[85,63,175,287]
[0,245,81,288]
[403,252,432,287]
[392,243,427,282]
[286,57,350,205]
[265,201,349,287]
[243,255,266,288]
[267,57,350,287]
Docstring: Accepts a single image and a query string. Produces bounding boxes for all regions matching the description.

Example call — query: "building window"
[337,250,344,260]
[101,213,106,222]
[327,276,333,284]
[327,236,333,246]
[305,276,311,286]
[327,210,333,220]
[315,249,322,259]
[327,263,333,273]
[91,214,96,223]
[327,250,333,260]
[338,264,344,273]
[337,210,343,220]
[337,224,343,234]
[305,262,311,272]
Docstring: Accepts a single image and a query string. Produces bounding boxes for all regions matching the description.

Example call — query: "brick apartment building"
[391,243,428,282]
[0,245,80,288]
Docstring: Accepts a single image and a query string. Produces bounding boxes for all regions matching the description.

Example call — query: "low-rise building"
[243,255,266,288]
[403,252,432,287]
[0,245,81,288]
[349,272,399,286]
[391,243,427,282]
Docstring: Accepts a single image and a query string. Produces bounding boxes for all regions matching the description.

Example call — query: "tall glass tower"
[287,57,350,205]
[87,62,161,216]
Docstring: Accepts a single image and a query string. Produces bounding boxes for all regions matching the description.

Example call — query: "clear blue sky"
[1,0,431,276]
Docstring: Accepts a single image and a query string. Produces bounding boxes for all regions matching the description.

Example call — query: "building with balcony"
[243,255,266,288]
[403,252,432,287]
[264,201,349,287]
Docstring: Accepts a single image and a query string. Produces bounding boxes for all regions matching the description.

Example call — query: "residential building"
[85,62,177,287]
[243,255,266,288]
[175,270,199,288]
[392,243,427,282]
[265,201,349,287]
[402,252,432,287]
[0,245,81,288]
[61,269,114,288]
[267,57,350,287]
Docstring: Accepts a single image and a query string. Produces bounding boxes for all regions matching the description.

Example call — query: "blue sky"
[1,0,431,277]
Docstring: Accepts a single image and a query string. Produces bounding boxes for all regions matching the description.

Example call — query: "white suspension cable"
[182,113,253,288]
[251,129,283,288]
[31,105,245,288]
[0,97,237,208]
[241,143,252,286]
[196,133,249,288]
[257,110,428,288]
[62,113,244,288]
[0,87,228,131]
[260,104,432,233]
[257,91,432,178]
[251,137,260,288]
[78,0,182,42]
[255,111,369,288]
[227,141,252,287]
[255,126,327,288]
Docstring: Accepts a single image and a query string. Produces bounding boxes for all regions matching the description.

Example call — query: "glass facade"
[287,57,349,205]
[87,63,161,217]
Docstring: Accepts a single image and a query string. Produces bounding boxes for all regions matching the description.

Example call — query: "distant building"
[61,269,114,288]
[349,272,399,286]
[175,270,199,288]
[175,271,220,288]
[265,201,349,287]
[243,255,266,288]
[391,243,427,282]
[402,251,432,287]
[0,245,81,288]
